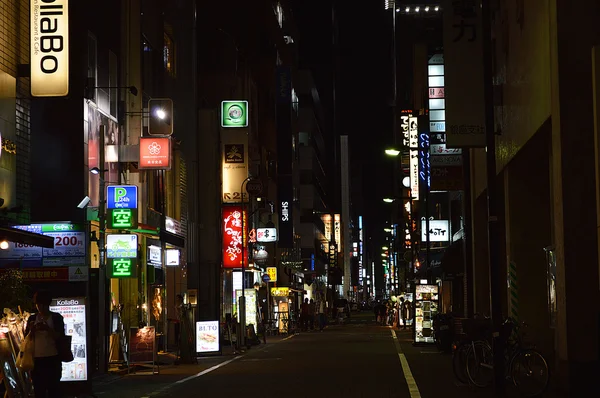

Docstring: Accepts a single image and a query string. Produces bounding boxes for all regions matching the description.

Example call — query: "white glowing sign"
[409,117,419,200]
[31,0,70,97]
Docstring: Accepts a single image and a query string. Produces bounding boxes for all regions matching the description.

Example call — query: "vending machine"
[414,284,439,344]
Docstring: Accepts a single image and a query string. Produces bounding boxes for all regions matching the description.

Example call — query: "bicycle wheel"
[466,340,494,388]
[510,349,549,397]
[452,342,470,384]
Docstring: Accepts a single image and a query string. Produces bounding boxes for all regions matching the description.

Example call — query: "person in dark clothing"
[308,299,316,330]
[25,290,66,398]
[300,298,310,331]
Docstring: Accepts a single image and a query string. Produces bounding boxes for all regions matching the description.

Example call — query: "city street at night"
[92,313,562,398]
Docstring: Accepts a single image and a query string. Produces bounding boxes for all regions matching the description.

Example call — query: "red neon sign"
[222,206,247,268]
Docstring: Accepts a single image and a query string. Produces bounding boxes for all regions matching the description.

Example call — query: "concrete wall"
[504,122,554,360]
[472,0,553,198]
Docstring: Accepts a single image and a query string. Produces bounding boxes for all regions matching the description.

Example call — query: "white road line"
[174,355,242,384]
[170,334,296,386]
[392,329,422,398]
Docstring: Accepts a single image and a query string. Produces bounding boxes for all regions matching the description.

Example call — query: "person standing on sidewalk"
[308,299,316,331]
[26,290,65,398]
[317,297,326,331]
[300,298,309,331]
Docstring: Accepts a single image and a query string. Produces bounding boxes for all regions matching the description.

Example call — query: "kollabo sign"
[31,0,69,97]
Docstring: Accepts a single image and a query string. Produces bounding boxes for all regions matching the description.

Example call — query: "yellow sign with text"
[270,287,289,297]
[266,266,277,282]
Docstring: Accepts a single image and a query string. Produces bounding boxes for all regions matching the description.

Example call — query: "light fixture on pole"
[385,148,401,156]
[383,198,395,203]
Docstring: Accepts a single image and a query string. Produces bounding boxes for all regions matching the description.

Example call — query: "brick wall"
[0,0,31,224]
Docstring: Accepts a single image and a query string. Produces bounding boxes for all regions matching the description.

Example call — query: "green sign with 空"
[221,100,248,127]
[108,208,138,229]
[110,258,137,278]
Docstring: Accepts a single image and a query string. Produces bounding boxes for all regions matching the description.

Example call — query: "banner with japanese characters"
[443,0,486,147]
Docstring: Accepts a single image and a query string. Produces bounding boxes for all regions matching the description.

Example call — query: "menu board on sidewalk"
[196,321,219,353]
[129,326,156,363]
[50,297,87,382]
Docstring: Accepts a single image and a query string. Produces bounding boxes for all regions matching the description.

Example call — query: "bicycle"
[465,318,549,397]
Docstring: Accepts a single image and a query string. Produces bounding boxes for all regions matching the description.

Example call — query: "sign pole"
[98,125,109,374]
[482,1,505,391]
[239,177,251,349]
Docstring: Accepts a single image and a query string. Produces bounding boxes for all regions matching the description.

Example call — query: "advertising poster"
[196,321,219,353]
[129,326,155,363]
[50,298,87,382]
[235,289,257,327]
[87,108,120,207]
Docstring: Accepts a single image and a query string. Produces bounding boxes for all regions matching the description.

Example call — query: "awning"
[0,226,55,248]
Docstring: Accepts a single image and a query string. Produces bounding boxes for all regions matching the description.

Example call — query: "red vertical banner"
[222,206,247,268]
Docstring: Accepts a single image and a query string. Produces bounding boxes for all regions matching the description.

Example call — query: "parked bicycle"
[465,318,549,397]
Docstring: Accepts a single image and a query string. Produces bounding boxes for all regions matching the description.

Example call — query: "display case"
[414,284,439,344]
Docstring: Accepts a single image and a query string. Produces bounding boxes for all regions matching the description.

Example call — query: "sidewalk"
[92,334,292,398]
[395,328,567,398]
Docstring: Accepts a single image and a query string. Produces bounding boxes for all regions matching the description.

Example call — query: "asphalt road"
[92,312,564,398]
[151,317,410,398]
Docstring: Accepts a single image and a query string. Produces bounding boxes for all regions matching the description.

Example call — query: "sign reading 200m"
[31,0,69,97]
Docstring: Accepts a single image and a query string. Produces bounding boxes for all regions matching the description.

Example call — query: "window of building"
[163,32,175,77]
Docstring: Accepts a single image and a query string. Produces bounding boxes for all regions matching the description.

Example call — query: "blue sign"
[262,274,270,283]
[107,185,138,209]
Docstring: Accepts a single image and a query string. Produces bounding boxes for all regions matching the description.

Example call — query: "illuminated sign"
[108,208,138,229]
[256,228,277,242]
[409,117,419,200]
[270,287,289,297]
[221,100,248,127]
[334,214,341,252]
[222,132,249,203]
[196,321,219,353]
[277,177,293,248]
[421,220,450,242]
[31,0,69,97]
[222,206,247,268]
[166,249,179,266]
[266,266,277,282]
[107,185,138,209]
[139,137,171,170]
[106,234,137,258]
[419,133,431,189]
[0,223,86,267]
[109,258,136,278]
[50,297,87,381]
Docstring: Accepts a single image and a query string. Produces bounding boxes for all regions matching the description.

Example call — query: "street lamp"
[385,148,400,156]
[383,198,395,203]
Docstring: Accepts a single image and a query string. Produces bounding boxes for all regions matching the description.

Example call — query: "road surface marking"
[392,329,422,398]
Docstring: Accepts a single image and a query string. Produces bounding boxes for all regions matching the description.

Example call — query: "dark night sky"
[294,1,394,243]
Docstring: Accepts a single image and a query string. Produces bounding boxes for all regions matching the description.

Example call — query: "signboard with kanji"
[109,258,137,278]
[108,208,138,229]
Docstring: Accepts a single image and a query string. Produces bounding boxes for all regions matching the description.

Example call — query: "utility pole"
[481,1,505,392]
